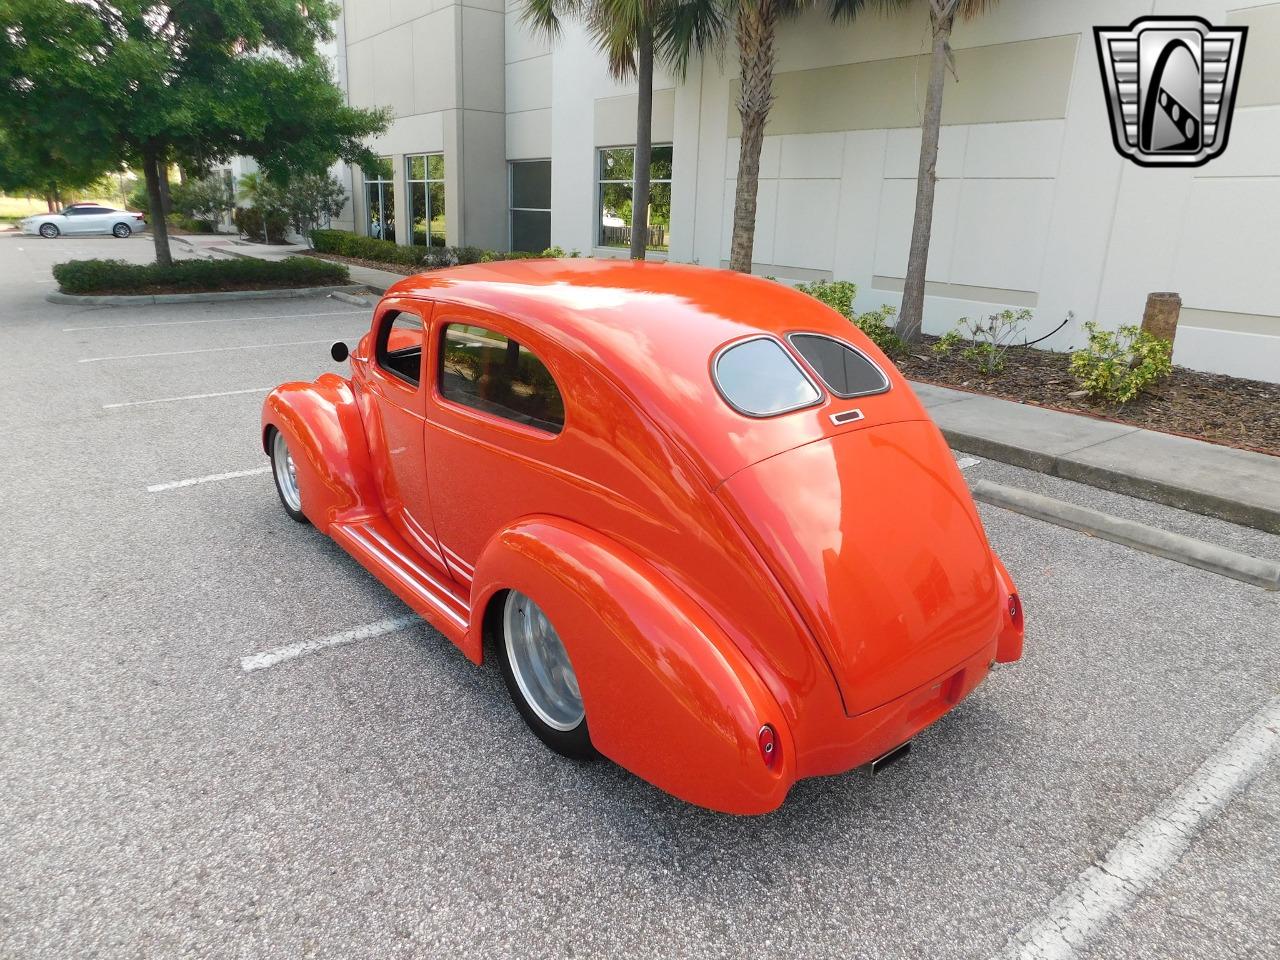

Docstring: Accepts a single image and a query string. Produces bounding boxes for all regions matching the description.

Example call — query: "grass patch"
[52,257,350,295]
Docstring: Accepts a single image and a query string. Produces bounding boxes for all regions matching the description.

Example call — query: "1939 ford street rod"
[261,259,1024,814]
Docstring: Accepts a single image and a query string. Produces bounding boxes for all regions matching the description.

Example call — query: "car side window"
[376,311,424,387]
[713,336,823,417]
[439,323,564,435]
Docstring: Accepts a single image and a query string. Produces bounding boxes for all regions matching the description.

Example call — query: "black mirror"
[330,341,349,362]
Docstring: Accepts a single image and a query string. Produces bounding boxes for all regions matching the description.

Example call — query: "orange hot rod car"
[261,259,1023,815]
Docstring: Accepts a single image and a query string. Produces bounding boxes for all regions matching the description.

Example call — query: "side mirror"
[330,341,349,362]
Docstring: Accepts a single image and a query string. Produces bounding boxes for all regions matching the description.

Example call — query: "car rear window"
[713,336,822,417]
[789,333,890,398]
[440,323,564,434]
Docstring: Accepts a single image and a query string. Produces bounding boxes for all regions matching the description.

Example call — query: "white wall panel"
[773,179,841,269]
[962,120,1064,179]
[778,133,845,179]
[873,178,960,282]
[949,179,1054,292]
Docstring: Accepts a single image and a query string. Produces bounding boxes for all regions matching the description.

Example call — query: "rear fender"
[993,554,1025,663]
[261,374,380,532]
[471,517,793,815]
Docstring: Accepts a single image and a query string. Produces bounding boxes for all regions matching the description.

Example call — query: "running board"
[331,518,471,647]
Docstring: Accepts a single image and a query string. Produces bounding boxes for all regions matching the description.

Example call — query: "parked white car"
[20,203,147,239]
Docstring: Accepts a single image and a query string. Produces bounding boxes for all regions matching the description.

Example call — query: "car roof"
[385,259,912,481]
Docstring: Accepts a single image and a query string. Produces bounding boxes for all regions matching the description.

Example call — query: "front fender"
[471,517,793,815]
[261,374,380,532]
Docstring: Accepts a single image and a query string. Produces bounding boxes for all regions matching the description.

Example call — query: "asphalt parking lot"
[2,234,1278,960]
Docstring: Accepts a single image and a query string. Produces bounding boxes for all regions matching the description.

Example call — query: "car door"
[59,208,87,234]
[85,207,117,233]
[424,306,567,585]
[362,299,447,572]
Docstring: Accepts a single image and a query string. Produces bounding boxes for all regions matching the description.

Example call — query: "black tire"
[267,427,309,525]
[490,592,597,760]
[112,222,132,238]
[38,223,59,239]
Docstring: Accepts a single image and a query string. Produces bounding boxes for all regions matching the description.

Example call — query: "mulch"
[896,337,1280,457]
[306,251,416,276]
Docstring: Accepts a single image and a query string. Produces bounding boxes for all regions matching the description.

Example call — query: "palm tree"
[728,0,866,273]
[892,0,998,343]
[523,0,722,260]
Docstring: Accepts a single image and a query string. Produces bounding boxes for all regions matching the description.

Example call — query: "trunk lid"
[719,420,1002,716]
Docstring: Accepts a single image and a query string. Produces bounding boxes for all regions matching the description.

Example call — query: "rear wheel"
[498,590,595,759]
[112,222,132,238]
[268,428,308,525]
[38,223,59,239]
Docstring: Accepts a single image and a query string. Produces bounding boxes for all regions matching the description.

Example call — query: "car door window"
[376,312,424,386]
[439,323,564,434]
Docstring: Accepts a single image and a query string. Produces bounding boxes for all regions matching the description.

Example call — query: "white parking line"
[104,386,272,409]
[995,695,1280,960]
[79,338,337,363]
[62,309,365,332]
[240,615,421,672]
[146,466,271,492]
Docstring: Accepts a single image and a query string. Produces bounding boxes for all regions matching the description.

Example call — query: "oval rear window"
[714,337,822,417]
[789,333,890,398]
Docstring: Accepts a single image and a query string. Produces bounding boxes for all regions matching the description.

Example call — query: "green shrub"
[1069,321,1173,404]
[52,256,349,295]
[310,229,575,270]
[793,279,905,357]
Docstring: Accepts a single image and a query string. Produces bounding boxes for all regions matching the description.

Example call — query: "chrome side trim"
[340,523,469,629]
[786,331,892,399]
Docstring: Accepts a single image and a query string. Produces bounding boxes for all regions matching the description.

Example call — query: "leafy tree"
[170,175,235,230]
[0,1,388,266]
[889,0,998,343]
[280,174,349,240]
[522,0,721,259]
[0,124,112,210]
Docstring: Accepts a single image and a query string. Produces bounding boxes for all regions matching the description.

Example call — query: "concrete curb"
[971,479,1280,591]
[45,284,370,307]
[942,427,1280,535]
[327,290,373,307]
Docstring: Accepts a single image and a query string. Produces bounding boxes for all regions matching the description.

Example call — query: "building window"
[596,144,671,252]
[406,154,445,247]
[364,156,395,243]
[510,160,551,253]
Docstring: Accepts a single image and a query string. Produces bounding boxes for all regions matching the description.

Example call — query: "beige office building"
[330,0,1280,382]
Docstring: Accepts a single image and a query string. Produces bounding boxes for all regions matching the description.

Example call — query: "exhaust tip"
[870,740,912,774]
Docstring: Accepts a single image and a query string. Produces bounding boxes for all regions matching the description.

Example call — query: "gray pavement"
[3,233,1279,959]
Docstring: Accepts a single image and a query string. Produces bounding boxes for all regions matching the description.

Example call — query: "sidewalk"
[188,236,1279,533]
[914,382,1280,534]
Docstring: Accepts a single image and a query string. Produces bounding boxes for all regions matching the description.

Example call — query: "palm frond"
[520,0,586,40]
[655,0,729,79]
[587,0,651,79]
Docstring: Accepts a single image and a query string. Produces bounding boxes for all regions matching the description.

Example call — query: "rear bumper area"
[793,639,998,781]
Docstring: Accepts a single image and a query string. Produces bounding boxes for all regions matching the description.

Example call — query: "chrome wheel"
[39,223,58,238]
[112,223,131,238]
[271,430,302,513]
[503,591,584,731]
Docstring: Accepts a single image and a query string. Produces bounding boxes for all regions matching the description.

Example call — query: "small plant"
[1069,321,1173,404]
[794,279,857,320]
[933,309,1032,376]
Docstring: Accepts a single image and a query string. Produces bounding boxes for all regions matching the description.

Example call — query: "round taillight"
[758,724,779,769]
[1008,593,1022,624]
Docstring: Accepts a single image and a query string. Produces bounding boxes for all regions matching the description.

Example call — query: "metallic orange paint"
[262,259,1024,814]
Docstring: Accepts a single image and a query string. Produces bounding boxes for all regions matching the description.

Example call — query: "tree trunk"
[895,8,954,344]
[729,2,779,273]
[157,158,173,216]
[630,22,655,261]
[143,146,174,267]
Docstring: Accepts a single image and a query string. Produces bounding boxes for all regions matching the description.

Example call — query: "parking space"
[2,236,1278,959]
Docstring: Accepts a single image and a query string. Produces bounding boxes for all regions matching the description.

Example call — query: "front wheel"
[498,590,595,759]
[112,222,132,238]
[268,428,309,525]
[39,223,59,239]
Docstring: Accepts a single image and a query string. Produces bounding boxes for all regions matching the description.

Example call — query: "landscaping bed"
[897,338,1280,457]
[307,249,417,277]
[52,256,349,295]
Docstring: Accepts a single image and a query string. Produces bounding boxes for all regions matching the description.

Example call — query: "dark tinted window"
[376,312,423,386]
[440,324,564,434]
[713,337,821,417]
[789,334,890,398]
